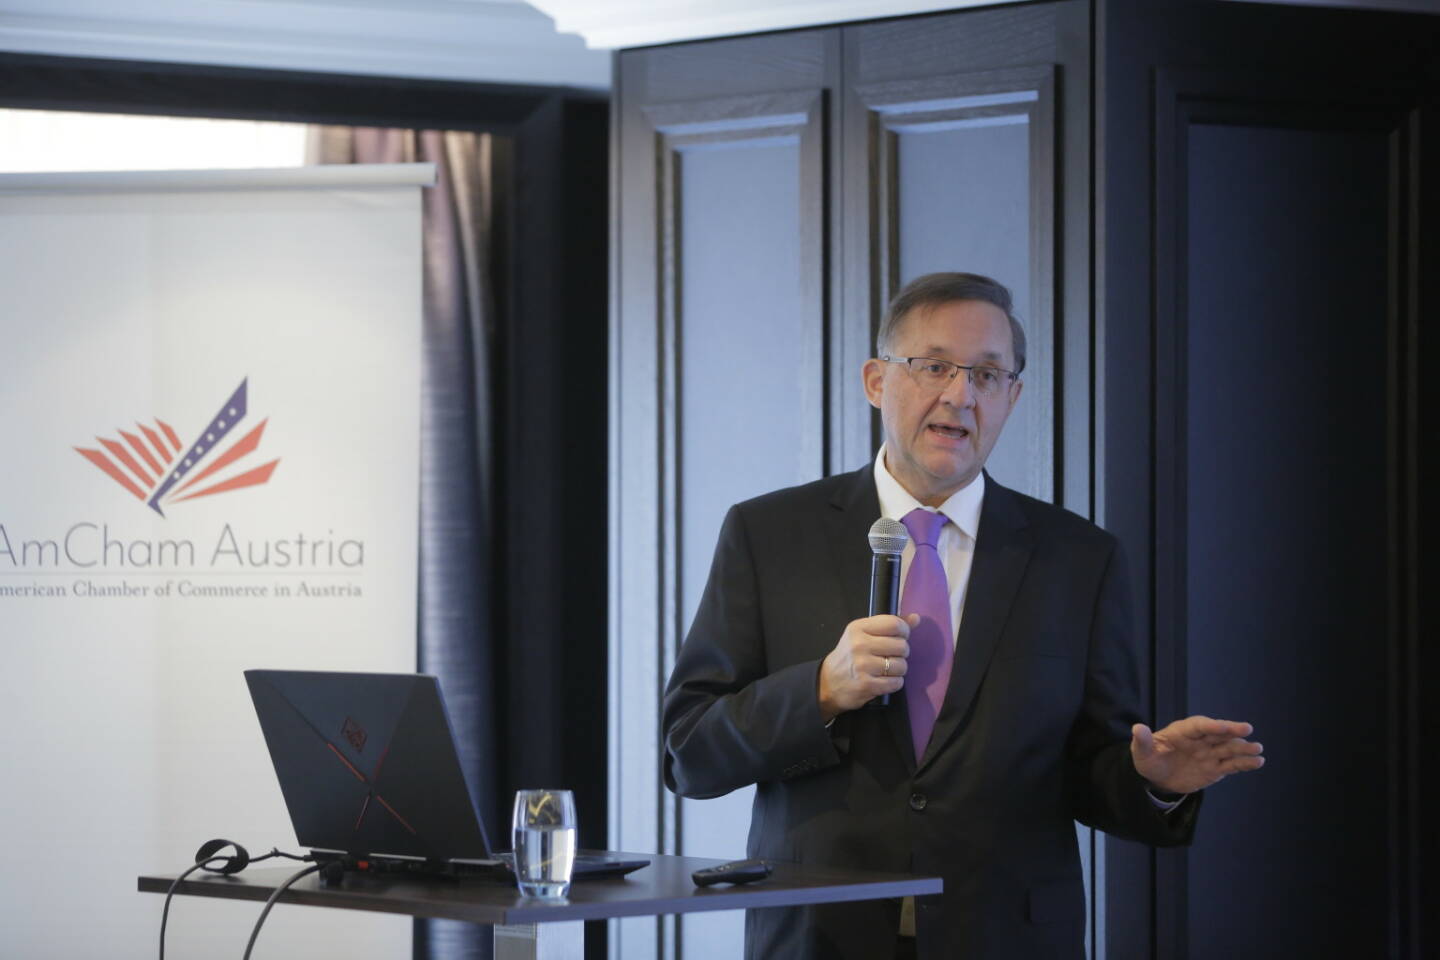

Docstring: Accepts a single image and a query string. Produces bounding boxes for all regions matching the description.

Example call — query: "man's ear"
[1007,377,1024,412]
[862,357,885,409]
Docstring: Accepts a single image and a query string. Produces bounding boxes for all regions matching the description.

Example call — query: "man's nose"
[938,369,976,407]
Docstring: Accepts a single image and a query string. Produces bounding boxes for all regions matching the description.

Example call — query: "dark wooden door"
[1097,2,1438,957]
[611,6,1087,958]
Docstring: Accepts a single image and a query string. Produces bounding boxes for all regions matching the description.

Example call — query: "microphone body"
[865,517,909,708]
[868,552,902,707]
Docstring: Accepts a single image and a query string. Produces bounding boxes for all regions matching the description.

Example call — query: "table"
[139,852,942,959]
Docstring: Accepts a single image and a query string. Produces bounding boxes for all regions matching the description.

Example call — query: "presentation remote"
[691,859,773,886]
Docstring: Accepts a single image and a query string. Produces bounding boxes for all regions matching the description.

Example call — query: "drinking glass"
[511,788,577,899]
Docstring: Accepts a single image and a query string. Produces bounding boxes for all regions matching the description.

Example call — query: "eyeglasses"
[880,356,1019,397]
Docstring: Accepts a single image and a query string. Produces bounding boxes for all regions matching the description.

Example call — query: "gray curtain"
[309,126,500,960]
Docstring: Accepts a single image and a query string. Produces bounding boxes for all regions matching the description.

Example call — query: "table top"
[138,852,942,925]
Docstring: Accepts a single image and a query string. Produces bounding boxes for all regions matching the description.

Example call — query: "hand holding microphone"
[816,519,914,721]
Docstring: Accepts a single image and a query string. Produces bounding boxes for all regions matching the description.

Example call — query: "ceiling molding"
[518,0,1439,49]
[524,0,1010,49]
[0,1,610,89]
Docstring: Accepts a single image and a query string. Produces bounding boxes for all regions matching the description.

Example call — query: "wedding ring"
[882,657,891,677]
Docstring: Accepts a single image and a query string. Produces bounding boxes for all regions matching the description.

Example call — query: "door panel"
[660,91,828,960]
[612,34,839,959]
[855,65,1056,499]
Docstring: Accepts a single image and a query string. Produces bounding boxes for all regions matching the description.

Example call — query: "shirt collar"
[871,446,985,541]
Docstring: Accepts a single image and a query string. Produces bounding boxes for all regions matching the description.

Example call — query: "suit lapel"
[823,466,918,771]
[917,474,1032,773]
[821,467,878,625]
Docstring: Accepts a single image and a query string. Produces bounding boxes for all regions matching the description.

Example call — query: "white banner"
[0,165,429,959]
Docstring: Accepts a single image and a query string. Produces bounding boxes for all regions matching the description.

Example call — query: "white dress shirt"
[872,446,983,645]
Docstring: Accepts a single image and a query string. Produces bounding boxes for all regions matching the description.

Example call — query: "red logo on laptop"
[342,716,368,752]
[74,379,279,517]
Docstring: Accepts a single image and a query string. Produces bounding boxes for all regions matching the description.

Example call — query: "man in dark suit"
[661,273,1264,959]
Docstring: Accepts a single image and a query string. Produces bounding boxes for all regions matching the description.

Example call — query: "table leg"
[494,921,584,960]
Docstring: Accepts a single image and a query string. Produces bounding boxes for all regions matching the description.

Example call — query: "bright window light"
[0,109,309,173]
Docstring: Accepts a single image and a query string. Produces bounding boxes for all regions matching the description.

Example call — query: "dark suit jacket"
[662,467,1200,960]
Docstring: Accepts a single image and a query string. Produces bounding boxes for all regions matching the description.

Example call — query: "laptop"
[245,669,648,880]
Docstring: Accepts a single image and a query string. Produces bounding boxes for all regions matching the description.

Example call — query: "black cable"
[248,848,310,865]
[159,857,228,960]
[159,848,311,960]
[242,862,324,960]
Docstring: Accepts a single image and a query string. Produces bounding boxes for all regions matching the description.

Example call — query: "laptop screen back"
[245,669,491,862]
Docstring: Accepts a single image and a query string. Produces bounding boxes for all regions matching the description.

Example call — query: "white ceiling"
[0,0,612,89]
[0,0,1433,92]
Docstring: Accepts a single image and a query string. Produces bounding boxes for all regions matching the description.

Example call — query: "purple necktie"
[900,508,954,763]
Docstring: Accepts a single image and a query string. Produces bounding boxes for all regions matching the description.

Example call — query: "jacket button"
[909,793,927,811]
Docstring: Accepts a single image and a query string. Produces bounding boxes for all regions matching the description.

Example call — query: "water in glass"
[514,822,577,898]
[511,788,577,899]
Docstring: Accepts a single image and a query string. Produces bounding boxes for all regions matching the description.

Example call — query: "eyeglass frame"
[878,355,1020,395]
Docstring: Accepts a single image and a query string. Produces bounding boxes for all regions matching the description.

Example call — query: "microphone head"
[867,517,909,556]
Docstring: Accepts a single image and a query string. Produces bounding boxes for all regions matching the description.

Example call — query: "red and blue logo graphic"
[75,379,280,516]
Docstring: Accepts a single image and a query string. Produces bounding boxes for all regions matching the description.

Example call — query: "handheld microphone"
[866,518,909,707]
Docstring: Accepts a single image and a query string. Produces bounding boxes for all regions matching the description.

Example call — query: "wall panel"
[1139,49,1435,953]
[1183,121,1390,956]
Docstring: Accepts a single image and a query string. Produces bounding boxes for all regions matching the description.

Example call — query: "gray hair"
[876,272,1027,375]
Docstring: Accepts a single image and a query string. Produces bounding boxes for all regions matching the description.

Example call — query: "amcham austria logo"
[74,379,280,517]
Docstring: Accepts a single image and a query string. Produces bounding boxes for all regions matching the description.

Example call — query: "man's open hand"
[817,614,918,722]
[1131,715,1265,796]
